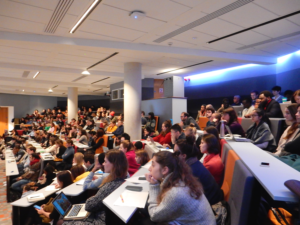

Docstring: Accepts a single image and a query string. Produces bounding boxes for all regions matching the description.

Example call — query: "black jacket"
[260,99,283,118]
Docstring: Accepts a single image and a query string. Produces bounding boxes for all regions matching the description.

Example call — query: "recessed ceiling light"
[81,70,90,75]
[33,91,36,92]
[33,71,40,79]
[48,89,53,93]
[70,0,102,33]
[22,90,24,92]
[129,11,146,21]
[192,37,197,39]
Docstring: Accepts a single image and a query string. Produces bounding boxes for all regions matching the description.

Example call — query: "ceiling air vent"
[22,71,30,78]
[45,0,74,33]
[153,0,253,43]
[72,75,87,82]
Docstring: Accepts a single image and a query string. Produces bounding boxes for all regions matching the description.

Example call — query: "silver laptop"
[52,192,89,220]
[225,125,252,142]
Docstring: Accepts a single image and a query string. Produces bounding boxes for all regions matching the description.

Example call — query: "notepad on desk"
[45,185,60,191]
[114,190,149,208]
[27,193,45,202]
[125,176,148,184]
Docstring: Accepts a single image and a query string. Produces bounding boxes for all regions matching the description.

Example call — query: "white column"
[124,62,142,140]
[67,87,78,123]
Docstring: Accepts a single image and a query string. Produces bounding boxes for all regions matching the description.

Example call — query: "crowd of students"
[1,87,300,225]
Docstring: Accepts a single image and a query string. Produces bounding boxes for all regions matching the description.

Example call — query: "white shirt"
[242,105,255,118]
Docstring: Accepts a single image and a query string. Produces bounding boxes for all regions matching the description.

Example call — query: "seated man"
[259,90,283,118]
[250,90,259,105]
[141,111,147,125]
[13,144,25,162]
[17,146,36,174]
[206,106,215,127]
[242,97,255,118]
[232,95,242,105]
[164,124,186,149]
[217,98,232,113]
[272,86,283,103]
[180,112,200,130]
[112,120,124,136]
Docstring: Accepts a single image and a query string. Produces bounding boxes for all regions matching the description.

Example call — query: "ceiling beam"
[0,31,277,65]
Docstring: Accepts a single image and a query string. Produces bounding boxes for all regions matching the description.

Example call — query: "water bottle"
[220,121,225,138]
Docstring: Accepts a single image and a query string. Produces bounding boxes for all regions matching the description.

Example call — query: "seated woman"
[218,108,245,137]
[11,153,41,192]
[120,140,140,176]
[278,104,300,156]
[145,112,156,130]
[70,165,85,182]
[84,129,105,154]
[196,104,206,122]
[76,129,88,145]
[47,122,56,134]
[149,120,171,145]
[145,151,216,224]
[275,104,299,156]
[135,150,150,166]
[33,171,74,225]
[142,126,154,139]
[62,150,128,225]
[200,134,224,185]
[55,139,66,159]
[106,121,117,134]
[72,152,86,170]
[246,108,276,151]
[113,135,121,149]
[175,136,224,205]
[212,112,222,128]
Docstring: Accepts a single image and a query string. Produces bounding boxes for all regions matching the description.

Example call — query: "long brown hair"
[223,108,238,125]
[154,151,203,204]
[202,134,220,154]
[100,150,128,187]
[285,103,299,140]
[135,150,150,166]
[57,171,74,188]
[70,165,85,179]
[161,120,171,136]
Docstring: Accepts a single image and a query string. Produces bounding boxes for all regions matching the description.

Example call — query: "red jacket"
[153,132,171,145]
[203,154,224,185]
[126,150,140,176]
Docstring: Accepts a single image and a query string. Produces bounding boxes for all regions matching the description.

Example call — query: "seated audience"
[112,120,124,137]
[218,108,245,137]
[242,97,255,118]
[76,129,88,145]
[146,112,156,130]
[294,90,300,104]
[212,112,221,127]
[145,151,216,224]
[17,146,36,174]
[72,152,86,170]
[259,90,283,118]
[196,104,206,121]
[62,150,128,225]
[113,135,122,149]
[84,152,95,171]
[119,140,140,176]
[149,120,172,145]
[275,104,299,156]
[106,121,117,134]
[200,134,224,185]
[246,108,276,151]
[13,144,25,162]
[142,126,154,139]
[206,106,215,127]
[165,124,186,149]
[21,184,35,198]
[61,139,75,170]
[233,95,242,105]
[71,165,85,182]
[180,112,200,130]
[141,111,147,125]
[217,98,232,113]
[175,136,223,205]
[284,90,294,102]
[85,129,104,154]
[27,164,56,191]
[135,150,150,166]
[134,141,143,151]
[121,133,131,142]
[272,86,283,103]
[11,153,41,192]
[277,104,300,156]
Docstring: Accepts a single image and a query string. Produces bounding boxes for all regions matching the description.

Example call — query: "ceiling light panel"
[33,71,40,79]
[70,0,102,33]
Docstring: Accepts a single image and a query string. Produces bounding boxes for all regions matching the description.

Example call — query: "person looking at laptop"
[245,108,276,152]
[217,108,245,137]
[62,150,128,225]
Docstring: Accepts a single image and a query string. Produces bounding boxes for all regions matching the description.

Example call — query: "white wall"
[172,98,187,124]
[0,93,57,118]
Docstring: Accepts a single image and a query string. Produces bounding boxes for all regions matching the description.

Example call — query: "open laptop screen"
[52,192,72,216]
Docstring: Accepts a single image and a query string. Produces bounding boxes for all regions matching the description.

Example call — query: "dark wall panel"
[276,67,300,92]
[57,99,110,111]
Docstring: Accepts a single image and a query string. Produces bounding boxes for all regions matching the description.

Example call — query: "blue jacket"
[112,125,124,136]
[62,146,74,165]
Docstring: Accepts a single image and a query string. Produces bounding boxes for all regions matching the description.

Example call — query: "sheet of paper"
[114,190,149,208]
[142,163,151,169]
[45,185,60,191]
[125,175,148,184]
[160,149,173,152]
[76,178,86,185]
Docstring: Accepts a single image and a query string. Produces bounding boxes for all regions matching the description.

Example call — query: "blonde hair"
[73,152,84,166]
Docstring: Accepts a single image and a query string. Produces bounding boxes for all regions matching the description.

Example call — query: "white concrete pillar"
[124,62,142,140]
[67,87,78,123]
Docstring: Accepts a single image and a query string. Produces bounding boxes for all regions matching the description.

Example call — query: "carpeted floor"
[0,160,12,225]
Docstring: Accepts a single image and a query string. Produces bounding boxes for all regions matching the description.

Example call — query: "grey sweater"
[148,174,216,225]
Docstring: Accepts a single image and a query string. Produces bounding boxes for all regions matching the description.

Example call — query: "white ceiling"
[0,0,299,96]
